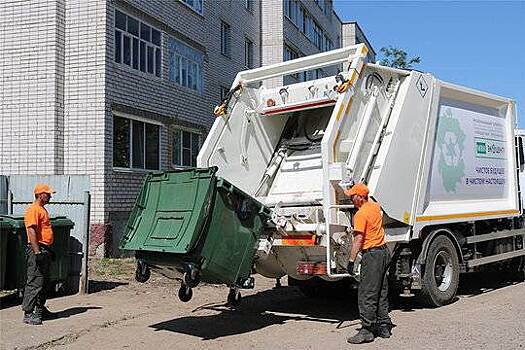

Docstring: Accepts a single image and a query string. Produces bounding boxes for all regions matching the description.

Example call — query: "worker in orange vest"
[22,184,59,325]
[345,183,393,344]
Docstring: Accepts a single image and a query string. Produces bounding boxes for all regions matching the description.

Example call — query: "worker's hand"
[347,261,355,275]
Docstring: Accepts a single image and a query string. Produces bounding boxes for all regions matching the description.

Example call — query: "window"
[324,34,333,52]
[221,21,231,57]
[113,115,160,170]
[284,45,300,80]
[168,37,204,93]
[245,0,254,12]
[180,0,203,14]
[244,38,254,68]
[283,45,299,61]
[314,0,332,17]
[311,21,322,50]
[284,2,329,51]
[284,0,298,23]
[299,5,306,32]
[172,129,201,167]
[114,10,161,77]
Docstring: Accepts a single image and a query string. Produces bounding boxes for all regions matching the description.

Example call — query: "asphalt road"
[1,269,524,350]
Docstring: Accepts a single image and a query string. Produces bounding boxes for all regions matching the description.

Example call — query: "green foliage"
[379,46,421,69]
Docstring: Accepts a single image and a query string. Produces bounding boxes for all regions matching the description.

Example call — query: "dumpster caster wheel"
[227,289,241,306]
[135,261,151,283]
[178,286,193,302]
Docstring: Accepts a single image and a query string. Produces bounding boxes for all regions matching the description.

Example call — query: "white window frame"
[114,9,162,78]
[244,37,254,69]
[171,128,202,168]
[172,53,201,92]
[113,112,163,172]
[221,20,231,57]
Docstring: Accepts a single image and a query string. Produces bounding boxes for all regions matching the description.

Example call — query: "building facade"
[0,0,374,256]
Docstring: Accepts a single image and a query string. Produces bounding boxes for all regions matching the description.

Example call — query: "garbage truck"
[121,44,524,307]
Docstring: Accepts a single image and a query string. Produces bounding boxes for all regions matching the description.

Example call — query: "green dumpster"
[120,167,272,303]
[0,218,7,290]
[1,215,74,293]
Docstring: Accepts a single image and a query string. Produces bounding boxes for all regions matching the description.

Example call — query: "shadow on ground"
[150,286,360,340]
[150,271,523,340]
[0,280,128,310]
[88,280,128,293]
[457,270,524,297]
[0,292,22,310]
[51,306,103,320]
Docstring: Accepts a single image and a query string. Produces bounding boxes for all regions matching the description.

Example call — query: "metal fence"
[3,175,91,293]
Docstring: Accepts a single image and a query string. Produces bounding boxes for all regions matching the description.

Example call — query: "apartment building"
[0,0,374,256]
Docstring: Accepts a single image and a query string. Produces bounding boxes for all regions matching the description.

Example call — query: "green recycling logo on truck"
[436,108,466,192]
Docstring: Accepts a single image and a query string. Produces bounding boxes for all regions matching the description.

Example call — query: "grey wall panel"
[8,175,90,292]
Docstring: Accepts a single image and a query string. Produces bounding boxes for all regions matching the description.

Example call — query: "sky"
[334,0,525,127]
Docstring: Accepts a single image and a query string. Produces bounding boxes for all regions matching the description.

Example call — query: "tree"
[379,46,421,69]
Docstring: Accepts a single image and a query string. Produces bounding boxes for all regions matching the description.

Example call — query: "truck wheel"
[418,235,460,307]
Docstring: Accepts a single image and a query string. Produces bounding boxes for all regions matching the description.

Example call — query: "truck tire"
[418,235,460,307]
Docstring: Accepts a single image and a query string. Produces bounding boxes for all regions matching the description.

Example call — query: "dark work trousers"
[358,246,392,329]
[22,245,50,313]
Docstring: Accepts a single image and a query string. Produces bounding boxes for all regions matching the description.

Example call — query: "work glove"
[347,261,355,275]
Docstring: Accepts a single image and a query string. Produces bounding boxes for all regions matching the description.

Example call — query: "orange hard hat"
[344,183,369,198]
[34,184,56,195]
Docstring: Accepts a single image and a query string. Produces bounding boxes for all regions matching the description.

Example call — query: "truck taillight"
[297,261,327,275]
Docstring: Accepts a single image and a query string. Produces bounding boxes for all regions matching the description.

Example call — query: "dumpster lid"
[120,168,219,254]
[0,215,74,229]
[50,217,75,227]
[0,216,25,229]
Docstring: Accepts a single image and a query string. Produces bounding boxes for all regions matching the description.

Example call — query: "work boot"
[22,311,32,323]
[374,324,391,338]
[42,306,59,320]
[347,328,375,344]
[23,310,42,325]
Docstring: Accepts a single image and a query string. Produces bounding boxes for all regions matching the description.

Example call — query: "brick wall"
[0,0,66,175]
[342,22,376,63]
[63,0,107,223]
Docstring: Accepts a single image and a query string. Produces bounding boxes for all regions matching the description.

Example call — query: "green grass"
[90,258,136,280]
